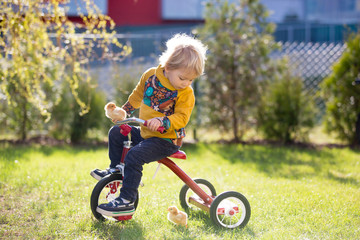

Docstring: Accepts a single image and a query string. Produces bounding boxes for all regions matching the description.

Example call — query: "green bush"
[0,79,53,140]
[321,33,360,146]
[50,82,111,143]
[0,1,130,141]
[49,62,151,143]
[69,86,109,143]
[257,69,315,143]
[196,0,279,142]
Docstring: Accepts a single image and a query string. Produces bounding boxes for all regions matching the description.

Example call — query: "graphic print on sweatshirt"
[143,75,177,115]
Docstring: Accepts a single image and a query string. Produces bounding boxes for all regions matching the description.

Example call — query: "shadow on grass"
[0,145,33,163]
[328,169,360,185]
[2,142,358,187]
[176,210,255,239]
[0,144,107,163]
[199,143,359,186]
[204,144,327,176]
[91,219,145,240]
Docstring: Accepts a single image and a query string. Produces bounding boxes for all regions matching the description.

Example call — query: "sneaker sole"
[96,207,135,217]
[90,171,102,181]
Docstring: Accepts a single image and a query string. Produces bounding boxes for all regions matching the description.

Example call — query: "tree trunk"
[20,101,27,141]
[232,107,239,143]
[354,79,360,147]
[354,112,360,147]
[230,56,239,143]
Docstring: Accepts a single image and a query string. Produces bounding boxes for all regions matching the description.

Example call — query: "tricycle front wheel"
[210,191,251,229]
[90,173,139,221]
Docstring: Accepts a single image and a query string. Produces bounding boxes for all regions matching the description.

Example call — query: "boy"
[92,33,207,216]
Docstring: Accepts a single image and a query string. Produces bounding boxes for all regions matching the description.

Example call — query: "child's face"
[165,68,198,90]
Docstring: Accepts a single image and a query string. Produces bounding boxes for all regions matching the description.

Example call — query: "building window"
[162,0,205,20]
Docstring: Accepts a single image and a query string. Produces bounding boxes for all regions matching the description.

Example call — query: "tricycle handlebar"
[116,117,165,133]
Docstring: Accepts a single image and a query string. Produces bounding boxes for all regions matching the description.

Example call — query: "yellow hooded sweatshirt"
[122,65,195,141]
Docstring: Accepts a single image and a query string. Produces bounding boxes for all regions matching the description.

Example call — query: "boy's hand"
[146,118,162,132]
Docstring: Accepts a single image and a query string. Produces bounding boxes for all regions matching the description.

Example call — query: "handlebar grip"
[120,124,132,136]
[143,121,165,133]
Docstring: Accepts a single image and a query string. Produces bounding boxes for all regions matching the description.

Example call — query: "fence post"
[329,24,335,42]
[287,26,293,42]
[305,22,311,42]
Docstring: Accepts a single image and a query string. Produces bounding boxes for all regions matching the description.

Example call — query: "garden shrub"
[257,69,315,143]
[50,81,110,143]
[321,33,360,146]
[196,0,279,142]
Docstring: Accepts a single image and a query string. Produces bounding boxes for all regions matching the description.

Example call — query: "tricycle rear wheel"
[179,178,216,211]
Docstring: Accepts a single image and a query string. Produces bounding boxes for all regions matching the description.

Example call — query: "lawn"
[0,143,359,239]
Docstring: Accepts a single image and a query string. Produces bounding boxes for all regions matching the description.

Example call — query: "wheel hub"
[228,209,235,216]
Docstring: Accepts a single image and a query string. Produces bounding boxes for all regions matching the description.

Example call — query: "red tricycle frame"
[90,117,251,229]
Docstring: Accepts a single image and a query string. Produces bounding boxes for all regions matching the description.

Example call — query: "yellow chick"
[167,206,188,227]
[104,102,127,123]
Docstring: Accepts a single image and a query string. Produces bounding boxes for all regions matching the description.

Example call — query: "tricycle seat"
[168,150,187,160]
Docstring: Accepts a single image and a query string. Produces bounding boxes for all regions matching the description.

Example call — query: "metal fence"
[121,34,345,99]
[273,41,346,114]
[274,41,345,91]
[88,33,346,115]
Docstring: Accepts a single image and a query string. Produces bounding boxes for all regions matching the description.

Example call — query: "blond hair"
[159,34,207,77]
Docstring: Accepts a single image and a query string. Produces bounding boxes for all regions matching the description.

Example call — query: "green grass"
[0,143,359,239]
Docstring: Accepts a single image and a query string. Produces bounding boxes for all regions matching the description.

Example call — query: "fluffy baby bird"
[167,206,188,227]
[104,102,127,123]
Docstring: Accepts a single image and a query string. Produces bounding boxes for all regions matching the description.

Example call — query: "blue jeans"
[108,125,180,202]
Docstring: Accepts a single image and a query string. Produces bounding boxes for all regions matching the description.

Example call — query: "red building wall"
[108,0,162,26]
